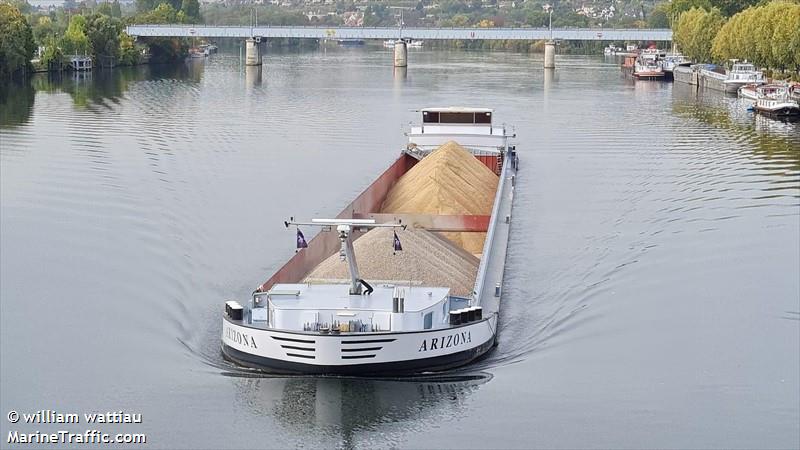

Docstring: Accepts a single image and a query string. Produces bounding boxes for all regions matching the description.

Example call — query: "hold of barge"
[221,107,518,375]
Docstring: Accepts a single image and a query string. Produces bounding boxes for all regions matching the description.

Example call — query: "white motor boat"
[633,50,665,79]
[754,86,800,118]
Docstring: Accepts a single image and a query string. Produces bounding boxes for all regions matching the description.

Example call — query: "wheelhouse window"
[475,112,492,124]
[422,111,440,123]
[423,312,433,329]
[422,111,492,124]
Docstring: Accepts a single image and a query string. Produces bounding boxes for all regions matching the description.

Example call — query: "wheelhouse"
[407,107,512,153]
[422,108,493,125]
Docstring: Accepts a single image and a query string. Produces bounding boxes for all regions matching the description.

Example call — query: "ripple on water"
[1,54,798,448]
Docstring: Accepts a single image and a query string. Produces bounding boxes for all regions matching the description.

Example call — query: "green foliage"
[648,3,671,27]
[111,0,121,18]
[667,0,713,22]
[40,35,63,68]
[712,1,800,71]
[674,7,725,62]
[31,15,58,43]
[180,0,199,23]
[201,5,310,27]
[134,2,185,62]
[0,3,36,79]
[97,2,112,16]
[62,14,90,55]
[139,2,178,23]
[708,0,761,16]
[137,0,181,14]
[117,31,139,65]
[85,13,122,58]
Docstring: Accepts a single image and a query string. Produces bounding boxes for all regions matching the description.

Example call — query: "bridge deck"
[126,25,672,41]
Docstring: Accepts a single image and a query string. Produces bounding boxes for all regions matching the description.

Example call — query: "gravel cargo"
[380,141,498,254]
[303,227,479,296]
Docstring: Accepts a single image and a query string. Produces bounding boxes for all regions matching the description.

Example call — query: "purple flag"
[296,229,308,249]
[393,231,402,252]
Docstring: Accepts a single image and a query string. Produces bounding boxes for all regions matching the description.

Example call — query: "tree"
[136,3,183,63]
[668,0,712,23]
[61,14,90,55]
[40,35,64,69]
[674,7,725,62]
[770,9,796,70]
[180,0,200,23]
[648,3,671,27]
[0,3,36,79]
[111,0,121,18]
[32,15,57,43]
[708,0,760,17]
[97,1,112,16]
[86,13,121,59]
[712,1,800,71]
[117,31,139,65]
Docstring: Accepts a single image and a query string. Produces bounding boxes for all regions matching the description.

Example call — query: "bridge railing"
[125,24,672,41]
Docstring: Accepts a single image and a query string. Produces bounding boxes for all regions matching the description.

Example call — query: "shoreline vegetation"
[1,0,798,81]
[672,0,800,81]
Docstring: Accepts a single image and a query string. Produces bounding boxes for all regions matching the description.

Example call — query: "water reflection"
[0,63,208,127]
[393,66,408,82]
[234,374,490,447]
[0,80,35,128]
[671,82,800,169]
[245,66,263,88]
[543,68,556,90]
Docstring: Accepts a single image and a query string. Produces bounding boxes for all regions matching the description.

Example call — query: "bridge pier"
[393,40,407,68]
[544,40,555,69]
[245,38,262,66]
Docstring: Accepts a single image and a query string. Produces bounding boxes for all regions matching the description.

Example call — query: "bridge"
[126,25,672,42]
[126,24,671,69]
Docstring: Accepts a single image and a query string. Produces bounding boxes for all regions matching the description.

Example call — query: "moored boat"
[739,83,786,101]
[662,53,689,80]
[699,60,764,94]
[791,84,800,102]
[754,86,800,119]
[633,50,665,80]
[221,107,518,375]
[603,44,623,56]
[621,54,637,75]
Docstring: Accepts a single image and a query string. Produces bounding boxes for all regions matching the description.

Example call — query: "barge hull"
[222,337,496,376]
[221,314,498,375]
[221,147,517,375]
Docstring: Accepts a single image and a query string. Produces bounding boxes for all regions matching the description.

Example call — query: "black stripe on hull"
[222,337,496,376]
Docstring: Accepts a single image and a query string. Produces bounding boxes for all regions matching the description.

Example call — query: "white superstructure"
[407,107,513,153]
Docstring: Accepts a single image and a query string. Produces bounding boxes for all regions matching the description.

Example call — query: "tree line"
[0,0,203,80]
[673,0,800,75]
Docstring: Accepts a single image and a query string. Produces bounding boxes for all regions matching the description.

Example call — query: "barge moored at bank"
[698,61,764,94]
[221,107,518,375]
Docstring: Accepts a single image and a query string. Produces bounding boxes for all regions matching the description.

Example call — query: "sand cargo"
[221,107,518,375]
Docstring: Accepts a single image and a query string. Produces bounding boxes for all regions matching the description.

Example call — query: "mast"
[285,218,405,295]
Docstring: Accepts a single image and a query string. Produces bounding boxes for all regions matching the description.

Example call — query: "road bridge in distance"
[126,24,672,68]
[126,25,672,41]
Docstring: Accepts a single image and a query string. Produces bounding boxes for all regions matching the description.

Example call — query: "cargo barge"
[698,61,764,94]
[221,107,518,375]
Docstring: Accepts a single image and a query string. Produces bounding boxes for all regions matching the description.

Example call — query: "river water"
[1,49,798,449]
